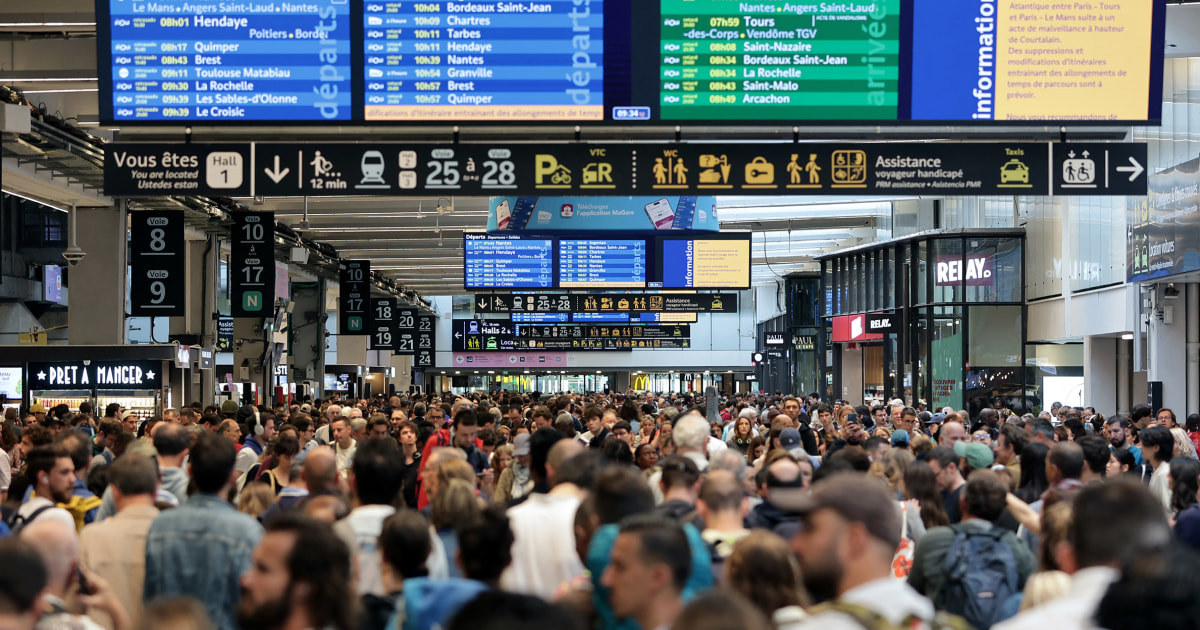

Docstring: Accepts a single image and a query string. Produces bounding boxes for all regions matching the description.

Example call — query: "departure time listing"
[107,0,352,121]
[363,0,604,121]
[659,0,901,121]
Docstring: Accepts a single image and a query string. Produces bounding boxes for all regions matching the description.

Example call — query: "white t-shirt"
[335,442,357,474]
[333,504,395,596]
[16,497,76,531]
[500,491,585,599]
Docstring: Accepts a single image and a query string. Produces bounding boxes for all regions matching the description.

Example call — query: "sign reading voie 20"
[29,361,163,391]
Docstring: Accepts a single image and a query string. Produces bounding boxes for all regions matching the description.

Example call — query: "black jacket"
[744,500,801,539]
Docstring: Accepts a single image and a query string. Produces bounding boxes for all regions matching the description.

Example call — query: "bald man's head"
[20,519,78,596]
[302,446,338,493]
[546,439,585,487]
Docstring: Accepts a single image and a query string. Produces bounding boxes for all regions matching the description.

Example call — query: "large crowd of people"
[2,391,1200,630]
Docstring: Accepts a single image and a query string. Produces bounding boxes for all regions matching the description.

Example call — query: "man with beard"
[1105,415,1142,466]
[10,445,76,532]
[787,474,937,629]
[238,514,355,630]
[824,414,870,459]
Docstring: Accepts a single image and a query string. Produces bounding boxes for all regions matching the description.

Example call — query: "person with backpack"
[908,470,1035,629]
[5,444,76,534]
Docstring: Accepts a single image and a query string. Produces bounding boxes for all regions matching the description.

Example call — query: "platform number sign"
[370,298,397,350]
[394,307,417,356]
[231,212,275,318]
[415,314,436,368]
[129,210,185,316]
[339,260,370,336]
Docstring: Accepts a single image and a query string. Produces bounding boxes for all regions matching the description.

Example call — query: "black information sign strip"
[230,212,274,318]
[29,360,164,391]
[415,315,436,369]
[105,142,1148,197]
[865,313,898,334]
[104,144,251,197]
[370,298,396,351]
[475,293,739,314]
[452,319,690,352]
[393,307,418,356]
[129,210,185,316]
[338,260,370,336]
[1051,143,1148,196]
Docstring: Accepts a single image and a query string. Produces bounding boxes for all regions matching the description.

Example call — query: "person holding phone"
[21,518,132,630]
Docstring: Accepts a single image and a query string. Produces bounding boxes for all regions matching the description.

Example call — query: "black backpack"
[3,504,57,535]
[932,524,1020,630]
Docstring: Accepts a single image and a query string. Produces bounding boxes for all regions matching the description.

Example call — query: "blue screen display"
[559,239,646,288]
[464,236,553,289]
[105,0,352,121]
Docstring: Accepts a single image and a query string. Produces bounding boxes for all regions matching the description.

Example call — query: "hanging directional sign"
[415,315,436,369]
[1051,143,1148,196]
[369,297,396,351]
[474,293,739,314]
[230,212,274,318]
[338,260,370,336]
[129,210,185,316]
[393,307,418,356]
[103,142,1149,198]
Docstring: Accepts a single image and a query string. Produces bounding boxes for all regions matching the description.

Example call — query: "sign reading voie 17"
[29,361,164,391]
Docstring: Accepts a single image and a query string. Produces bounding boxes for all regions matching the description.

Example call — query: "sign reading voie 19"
[29,361,164,391]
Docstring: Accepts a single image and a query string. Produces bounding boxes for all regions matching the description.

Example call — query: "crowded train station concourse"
[1,0,1200,629]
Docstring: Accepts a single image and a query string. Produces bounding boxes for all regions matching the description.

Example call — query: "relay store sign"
[831,314,884,343]
[936,255,995,286]
[28,361,164,391]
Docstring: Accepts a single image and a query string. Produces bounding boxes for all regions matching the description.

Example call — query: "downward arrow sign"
[264,155,290,184]
[1116,156,1144,182]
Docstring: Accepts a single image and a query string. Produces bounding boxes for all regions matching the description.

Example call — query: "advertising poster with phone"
[487,196,719,233]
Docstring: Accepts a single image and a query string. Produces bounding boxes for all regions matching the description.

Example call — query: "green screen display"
[659,0,901,120]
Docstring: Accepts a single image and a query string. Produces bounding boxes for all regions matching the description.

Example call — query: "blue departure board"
[363,0,605,122]
[464,236,553,289]
[103,0,352,122]
[559,239,645,288]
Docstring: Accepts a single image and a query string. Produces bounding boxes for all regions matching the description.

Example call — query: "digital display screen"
[0,367,22,400]
[100,0,353,122]
[463,233,750,289]
[559,239,646,288]
[363,1,604,122]
[98,0,1164,124]
[43,265,63,304]
[464,235,554,289]
[660,238,751,289]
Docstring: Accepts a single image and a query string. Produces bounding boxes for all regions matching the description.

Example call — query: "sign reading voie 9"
[129,211,185,316]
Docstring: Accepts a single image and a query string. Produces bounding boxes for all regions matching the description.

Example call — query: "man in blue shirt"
[1105,415,1143,466]
[144,432,263,630]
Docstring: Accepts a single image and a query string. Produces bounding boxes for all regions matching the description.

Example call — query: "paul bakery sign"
[936,254,994,286]
[29,361,163,391]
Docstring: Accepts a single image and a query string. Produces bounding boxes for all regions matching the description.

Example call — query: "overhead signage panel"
[393,307,418,356]
[370,297,396,350]
[464,235,554,290]
[452,319,690,352]
[98,1,1164,125]
[129,210,185,316]
[105,142,1147,197]
[415,315,436,369]
[475,292,737,314]
[338,260,371,336]
[98,0,352,123]
[230,212,275,318]
[29,361,164,391]
[1128,156,1200,282]
[487,196,720,233]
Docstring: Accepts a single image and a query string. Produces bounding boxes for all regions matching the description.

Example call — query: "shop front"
[819,230,1028,415]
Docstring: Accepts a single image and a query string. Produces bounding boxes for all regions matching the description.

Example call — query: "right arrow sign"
[1052,143,1148,196]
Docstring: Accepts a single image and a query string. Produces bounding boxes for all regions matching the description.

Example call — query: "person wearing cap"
[28,403,48,425]
[787,474,938,629]
[493,433,534,504]
[907,470,1035,607]
[744,457,805,539]
[219,399,240,419]
[890,429,911,452]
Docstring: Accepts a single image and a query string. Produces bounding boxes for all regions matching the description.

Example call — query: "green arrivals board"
[659,0,901,121]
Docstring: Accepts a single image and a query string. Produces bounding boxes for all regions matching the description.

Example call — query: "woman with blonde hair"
[724,531,810,629]
[869,448,915,500]
[1170,427,1198,461]
[432,477,484,579]
[236,481,275,521]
